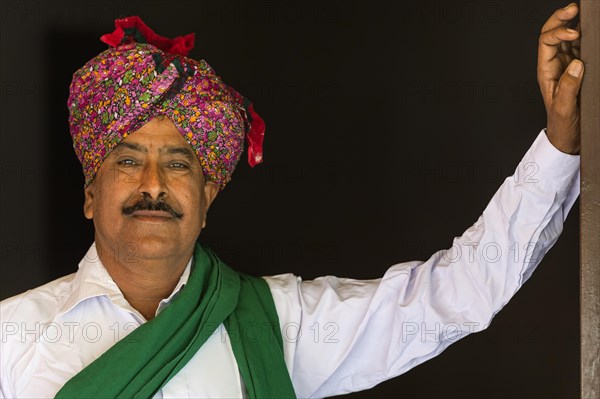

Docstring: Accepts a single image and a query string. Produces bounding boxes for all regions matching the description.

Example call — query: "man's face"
[83,116,219,262]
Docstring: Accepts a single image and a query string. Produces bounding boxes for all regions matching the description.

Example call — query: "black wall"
[0,1,579,397]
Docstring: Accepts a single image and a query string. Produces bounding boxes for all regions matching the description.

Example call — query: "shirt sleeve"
[265,129,581,398]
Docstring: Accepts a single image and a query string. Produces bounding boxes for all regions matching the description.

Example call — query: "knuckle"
[538,32,546,42]
[538,31,555,45]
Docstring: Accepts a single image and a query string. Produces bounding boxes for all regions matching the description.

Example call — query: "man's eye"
[118,159,137,166]
[169,162,188,169]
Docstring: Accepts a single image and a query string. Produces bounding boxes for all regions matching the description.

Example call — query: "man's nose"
[138,162,167,199]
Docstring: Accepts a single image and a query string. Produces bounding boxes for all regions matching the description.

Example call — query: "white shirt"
[0,130,580,398]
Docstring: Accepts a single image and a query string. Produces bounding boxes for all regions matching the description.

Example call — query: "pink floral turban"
[67,16,265,189]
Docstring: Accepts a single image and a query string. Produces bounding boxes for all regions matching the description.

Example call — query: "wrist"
[545,126,580,155]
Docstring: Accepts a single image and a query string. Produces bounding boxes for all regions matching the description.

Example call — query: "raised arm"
[267,129,580,397]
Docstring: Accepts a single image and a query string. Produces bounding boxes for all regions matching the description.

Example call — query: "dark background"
[0,1,580,397]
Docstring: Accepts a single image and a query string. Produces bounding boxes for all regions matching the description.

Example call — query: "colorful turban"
[67,16,265,189]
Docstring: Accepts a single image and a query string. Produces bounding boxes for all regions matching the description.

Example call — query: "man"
[0,3,584,398]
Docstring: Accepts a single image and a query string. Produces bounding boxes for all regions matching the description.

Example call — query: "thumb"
[554,59,584,114]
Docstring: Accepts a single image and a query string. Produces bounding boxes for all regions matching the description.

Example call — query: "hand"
[537,3,584,155]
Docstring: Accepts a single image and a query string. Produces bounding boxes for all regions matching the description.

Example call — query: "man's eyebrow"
[163,146,196,160]
[113,142,148,153]
[113,143,194,159]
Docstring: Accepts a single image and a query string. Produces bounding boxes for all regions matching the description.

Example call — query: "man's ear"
[84,182,95,220]
[201,181,219,229]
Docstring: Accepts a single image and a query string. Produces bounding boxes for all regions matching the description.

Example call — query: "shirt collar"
[57,242,193,318]
[157,255,191,313]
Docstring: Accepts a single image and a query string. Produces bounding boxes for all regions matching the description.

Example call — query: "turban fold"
[68,16,265,189]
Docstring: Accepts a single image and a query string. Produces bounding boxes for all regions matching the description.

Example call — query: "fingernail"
[567,28,577,34]
[568,60,583,78]
[564,3,575,9]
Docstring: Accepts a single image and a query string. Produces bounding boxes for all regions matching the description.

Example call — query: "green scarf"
[55,243,296,398]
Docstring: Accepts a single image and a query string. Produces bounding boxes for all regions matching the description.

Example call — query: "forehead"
[121,116,188,147]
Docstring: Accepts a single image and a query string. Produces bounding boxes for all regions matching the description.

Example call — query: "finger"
[553,60,584,114]
[541,3,579,33]
[539,26,580,63]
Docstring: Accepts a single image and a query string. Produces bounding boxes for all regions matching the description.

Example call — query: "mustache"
[122,197,184,219]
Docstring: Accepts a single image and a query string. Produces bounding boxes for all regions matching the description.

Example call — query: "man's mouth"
[130,210,175,221]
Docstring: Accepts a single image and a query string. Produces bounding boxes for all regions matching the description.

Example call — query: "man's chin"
[113,236,187,262]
